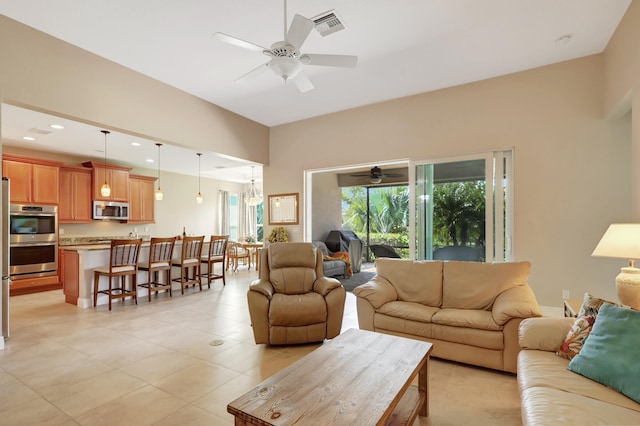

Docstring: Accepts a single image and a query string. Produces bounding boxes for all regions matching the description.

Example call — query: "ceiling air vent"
[28,127,52,135]
[311,10,346,37]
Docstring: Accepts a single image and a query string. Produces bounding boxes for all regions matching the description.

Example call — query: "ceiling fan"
[213,0,357,92]
[350,166,404,184]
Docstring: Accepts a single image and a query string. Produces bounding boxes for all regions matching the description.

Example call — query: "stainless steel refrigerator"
[1,177,10,346]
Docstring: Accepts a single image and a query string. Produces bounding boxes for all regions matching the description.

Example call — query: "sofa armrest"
[518,317,576,351]
[491,285,542,325]
[352,276,398,309]
[249,279,274,299]
[313,276,343,296]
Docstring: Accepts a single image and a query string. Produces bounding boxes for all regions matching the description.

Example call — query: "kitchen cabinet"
[128,174,156,223]
[59,166,93,223]
[2,154,63,205]
[82,161,131,202]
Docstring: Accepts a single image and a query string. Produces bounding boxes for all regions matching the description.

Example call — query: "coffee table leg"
[419,356,429,417]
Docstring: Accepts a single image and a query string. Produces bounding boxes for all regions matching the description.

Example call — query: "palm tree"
[432,181,484,246]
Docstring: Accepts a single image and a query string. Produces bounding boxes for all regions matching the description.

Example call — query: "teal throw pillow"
[568,303,640,403]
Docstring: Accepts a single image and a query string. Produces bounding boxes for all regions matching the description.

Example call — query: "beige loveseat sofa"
[353,258,541,373]
[518,317,640,425]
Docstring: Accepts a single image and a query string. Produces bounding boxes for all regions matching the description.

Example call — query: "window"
[229,194,239,241]
[411,150,513,262]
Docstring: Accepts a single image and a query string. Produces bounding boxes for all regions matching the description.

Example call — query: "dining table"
[238,241,263,271]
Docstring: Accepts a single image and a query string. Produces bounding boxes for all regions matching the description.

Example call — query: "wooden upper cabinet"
[128,175,156,223]
[2,154,63,205]
[59,166,92,223]
[82,161,131,202]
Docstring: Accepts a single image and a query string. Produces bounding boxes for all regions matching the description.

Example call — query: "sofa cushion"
[374,314,433,338]
[431,323,504,350]
[557,292,618,359]
[377,301,439,322]
[518,350,640,412]
[441,261,531,310]
[568,303,640,404]
[269,293,327,326]
[375,258,443,306]
[520,386,640,426]
[432,308,502,331]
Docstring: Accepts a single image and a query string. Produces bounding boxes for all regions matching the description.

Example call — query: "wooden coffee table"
[227,328,433,425]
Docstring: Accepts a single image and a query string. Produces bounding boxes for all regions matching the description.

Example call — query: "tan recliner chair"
[247,242,347,345]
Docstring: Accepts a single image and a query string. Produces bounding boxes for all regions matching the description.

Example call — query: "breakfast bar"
[61,239,207,308]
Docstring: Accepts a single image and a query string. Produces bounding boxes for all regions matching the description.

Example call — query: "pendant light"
[155,143,163,201]
[244,166,263,206]
[196,153,203,204]
[100,130,111,197]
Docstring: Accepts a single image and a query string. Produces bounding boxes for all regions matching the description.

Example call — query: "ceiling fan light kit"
[213,0,357,92]
[350,166,405,184]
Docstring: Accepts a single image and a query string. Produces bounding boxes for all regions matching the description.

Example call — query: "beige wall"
[0,15,269,164]
[268,54,631,307]
[603,0,640,218]
[310,172,343,241]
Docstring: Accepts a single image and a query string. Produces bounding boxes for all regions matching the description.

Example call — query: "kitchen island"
[61,239,203,308]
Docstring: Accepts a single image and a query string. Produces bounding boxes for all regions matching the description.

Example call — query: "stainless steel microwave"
[93,201,129,220]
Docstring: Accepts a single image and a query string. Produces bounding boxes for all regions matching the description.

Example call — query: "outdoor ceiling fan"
[213,0,357,92]
[350,166,404,184]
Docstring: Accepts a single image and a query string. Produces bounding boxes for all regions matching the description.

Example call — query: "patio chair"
[369,244,401,259]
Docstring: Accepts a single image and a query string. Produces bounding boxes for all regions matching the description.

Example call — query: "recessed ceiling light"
[22,136,36,141]
[555,34,573,45]
[131,142,141,147]
[50,124,64,130]
[146,159,154,163]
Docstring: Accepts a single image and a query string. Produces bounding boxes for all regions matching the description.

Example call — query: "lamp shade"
[592,224,640,261]
[593,223,640,309]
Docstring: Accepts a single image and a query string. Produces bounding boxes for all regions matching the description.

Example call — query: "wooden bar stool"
[172,235,204,294]
[138,237,176,301]
[201,235,229,286]
[93,238,142,310]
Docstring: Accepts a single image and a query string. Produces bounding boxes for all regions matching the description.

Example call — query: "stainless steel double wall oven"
[9,204,58,278]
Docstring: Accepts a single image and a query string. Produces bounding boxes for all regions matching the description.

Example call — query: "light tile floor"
[0,269,521,425]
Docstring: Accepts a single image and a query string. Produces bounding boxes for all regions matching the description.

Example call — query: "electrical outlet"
[562,290,570,300]
[59,228,64,235]
[144,226,149,232]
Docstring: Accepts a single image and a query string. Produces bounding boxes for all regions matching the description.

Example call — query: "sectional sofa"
[353,258,542,373]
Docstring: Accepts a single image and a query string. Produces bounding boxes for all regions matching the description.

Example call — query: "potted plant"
[268,226,289,243]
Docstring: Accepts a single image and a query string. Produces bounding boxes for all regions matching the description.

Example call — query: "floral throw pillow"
[556,293,618,359]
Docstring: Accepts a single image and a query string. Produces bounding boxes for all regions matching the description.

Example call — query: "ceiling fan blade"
[300,54,358,68]
[235,62,270,83]
[213,32,268,54]
[291,72,314,93]
[286,14,315,50]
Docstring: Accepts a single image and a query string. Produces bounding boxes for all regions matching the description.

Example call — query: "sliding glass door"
[411,150,512,262]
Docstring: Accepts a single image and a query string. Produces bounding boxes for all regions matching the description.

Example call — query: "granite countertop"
[59,235,152,247]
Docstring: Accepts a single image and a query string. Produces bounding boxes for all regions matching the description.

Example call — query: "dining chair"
[171,235,204,294]
[226,241,250,272]
[201,235,229,286]
[138,236,176,301]
[93,238,142,310]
